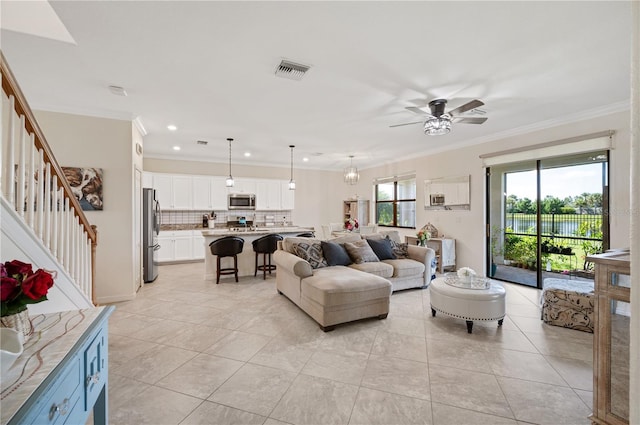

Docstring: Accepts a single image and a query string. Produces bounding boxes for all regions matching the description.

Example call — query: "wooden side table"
[405,236,456,273]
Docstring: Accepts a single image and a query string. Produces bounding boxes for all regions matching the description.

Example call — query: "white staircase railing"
[1,52,97,305]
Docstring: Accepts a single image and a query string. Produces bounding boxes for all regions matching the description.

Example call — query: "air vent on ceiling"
[197,140,208,145]
[275,60,310,81]
[108,85,127,96]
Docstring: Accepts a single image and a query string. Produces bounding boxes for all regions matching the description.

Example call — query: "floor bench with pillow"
[274,232,435,331]
[541,278,595,332]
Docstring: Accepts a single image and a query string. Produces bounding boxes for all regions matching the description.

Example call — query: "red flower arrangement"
[1,260,56,317]
[344,218,359,231]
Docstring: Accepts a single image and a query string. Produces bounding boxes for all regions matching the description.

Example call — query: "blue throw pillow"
[366,238,395,260]
[321,241,352,266]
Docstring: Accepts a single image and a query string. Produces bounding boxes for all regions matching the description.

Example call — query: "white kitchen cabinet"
[153,174,173,209]
[157,230,195,262]
[174,233,193,260]
[192,176,212,210]
[172,176,193,209]
[281,181,295,210]
[157,232,175,262]
[230,178,256,194]
[192,232,205,260]
[153,174,193,209]
[256,179,281,210]
[210,177,228,210]
[143,171,154,188]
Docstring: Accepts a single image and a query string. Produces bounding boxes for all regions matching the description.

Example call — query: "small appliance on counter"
[202,214,209,228]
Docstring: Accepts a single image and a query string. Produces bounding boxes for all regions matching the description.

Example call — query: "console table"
[405,236,456,273]
[1,306,114,425]
[587,249,630,425]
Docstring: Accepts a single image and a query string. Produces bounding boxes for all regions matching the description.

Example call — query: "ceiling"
[0,1,632,172]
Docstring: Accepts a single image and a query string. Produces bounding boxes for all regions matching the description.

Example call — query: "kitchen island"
[201,227,314,281]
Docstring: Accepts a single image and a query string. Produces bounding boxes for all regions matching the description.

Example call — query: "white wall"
[34,111,136,304]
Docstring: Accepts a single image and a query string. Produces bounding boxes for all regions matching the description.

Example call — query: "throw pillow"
[321,241,352,266]
[367,238,395,260]
[292,242,328,269]
[387,236,409,258]
[344,240,380,264]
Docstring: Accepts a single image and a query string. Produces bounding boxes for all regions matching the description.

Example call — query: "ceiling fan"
[390,99,487,136]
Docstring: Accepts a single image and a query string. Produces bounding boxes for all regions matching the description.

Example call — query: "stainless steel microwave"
[228,193,256,210]
[430,193,445,206]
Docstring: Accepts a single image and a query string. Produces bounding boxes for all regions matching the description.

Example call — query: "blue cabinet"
[1,307,114,425]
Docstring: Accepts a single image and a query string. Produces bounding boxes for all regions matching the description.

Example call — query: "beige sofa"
[274,231,436,331]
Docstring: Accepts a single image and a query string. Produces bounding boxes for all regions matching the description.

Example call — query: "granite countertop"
[200,226,314,237]
[160,224,207,231]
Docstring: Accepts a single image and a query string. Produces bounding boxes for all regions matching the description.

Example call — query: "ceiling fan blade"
[405,106,431,116]
[448,99,484,116]
[389,121,423,128]
[453,117,488,124]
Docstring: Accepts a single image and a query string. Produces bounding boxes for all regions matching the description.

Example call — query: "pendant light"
[288,145,296,190]
[225,138,234,187]
[343,155,359,185]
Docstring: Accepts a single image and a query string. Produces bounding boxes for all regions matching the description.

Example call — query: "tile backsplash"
[161,210,292,227]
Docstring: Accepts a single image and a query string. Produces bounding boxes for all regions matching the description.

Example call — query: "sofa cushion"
[344,240,379,264]
[321,241,352,266]
[348,261,394,278]
[292,241,328,269]
[283,236,322,254]
[380,230,402,243]
[302,266,391,307]
[366,238,395,260]
[382,258,425,278]
[387,237,409,259]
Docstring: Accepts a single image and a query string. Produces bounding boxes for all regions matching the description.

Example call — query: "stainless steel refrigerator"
[143,188,161,282]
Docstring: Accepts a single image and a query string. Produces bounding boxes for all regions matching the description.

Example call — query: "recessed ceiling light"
[303,157,309,162]
[244,152,251,157]
[167,125,178,131]
[173,146,181,151]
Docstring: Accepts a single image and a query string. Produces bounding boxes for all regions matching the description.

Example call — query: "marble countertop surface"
[1,307,113,424]
[200,226,314,237]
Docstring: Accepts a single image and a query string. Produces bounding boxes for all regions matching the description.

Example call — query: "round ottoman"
[429,276,506,333]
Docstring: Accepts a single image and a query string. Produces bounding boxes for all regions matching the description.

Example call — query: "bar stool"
[209,236,244,284]
[252,234,283,279]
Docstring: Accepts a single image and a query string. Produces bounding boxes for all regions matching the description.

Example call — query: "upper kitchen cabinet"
[281,181,295,210]
[230,178,256,194]
[193,176,228,210]
[210,177,229,210]
[424,175,470,209]
[153,173,192,209]
[143,171,154,188]
[256,180,281,210]
[192,176,211,210]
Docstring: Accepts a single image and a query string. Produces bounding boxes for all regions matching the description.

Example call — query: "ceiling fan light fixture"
[344,155,359,185]
[424,116,451,136]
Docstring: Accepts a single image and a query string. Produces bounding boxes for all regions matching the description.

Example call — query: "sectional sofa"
[274,231,436,330]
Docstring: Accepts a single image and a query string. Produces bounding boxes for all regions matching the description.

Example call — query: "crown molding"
[30,102,136,122]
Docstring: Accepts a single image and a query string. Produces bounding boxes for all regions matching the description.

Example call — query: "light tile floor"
[104,263,593,425]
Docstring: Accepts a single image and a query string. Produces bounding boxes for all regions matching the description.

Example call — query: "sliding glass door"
[487,152,608,288]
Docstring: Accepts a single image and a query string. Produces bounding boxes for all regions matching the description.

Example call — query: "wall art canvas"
[62,167,104,210]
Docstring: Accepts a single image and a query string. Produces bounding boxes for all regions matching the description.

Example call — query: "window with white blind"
[375,174,416,228]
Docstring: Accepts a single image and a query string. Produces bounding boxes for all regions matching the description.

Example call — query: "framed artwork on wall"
[62,167,104,210]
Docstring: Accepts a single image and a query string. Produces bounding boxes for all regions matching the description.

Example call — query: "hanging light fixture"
[225,138,234,187]
[288,145,296,190]
[343,155,359,185]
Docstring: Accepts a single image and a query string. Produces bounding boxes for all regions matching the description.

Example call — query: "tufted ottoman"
[541,278,594,332]
[429,277,506,333]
